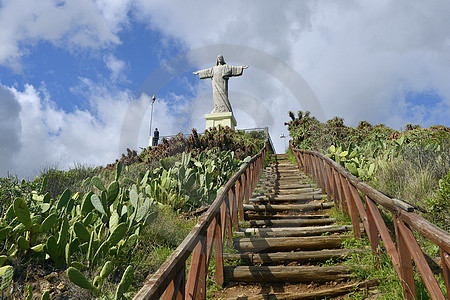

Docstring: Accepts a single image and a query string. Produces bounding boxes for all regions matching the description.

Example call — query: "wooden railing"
[290,144,450,300]
[133,141,269,299]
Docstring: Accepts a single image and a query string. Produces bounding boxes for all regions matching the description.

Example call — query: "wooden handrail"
[290,143,450,300]
[133,140,269,299]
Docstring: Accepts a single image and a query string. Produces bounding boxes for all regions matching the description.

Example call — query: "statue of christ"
[193,55,248,113]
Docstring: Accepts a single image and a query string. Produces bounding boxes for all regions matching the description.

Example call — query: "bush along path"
[213,154,376,299]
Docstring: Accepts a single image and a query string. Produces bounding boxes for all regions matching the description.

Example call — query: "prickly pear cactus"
[66,267,98,295]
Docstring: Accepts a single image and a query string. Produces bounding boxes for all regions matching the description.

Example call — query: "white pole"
[148,95,156,147]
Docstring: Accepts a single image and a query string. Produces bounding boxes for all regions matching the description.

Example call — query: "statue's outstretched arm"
[193,67,213,79]
[228,65,248,77]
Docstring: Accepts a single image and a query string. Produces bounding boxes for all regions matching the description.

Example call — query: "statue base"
[205,112,237,130]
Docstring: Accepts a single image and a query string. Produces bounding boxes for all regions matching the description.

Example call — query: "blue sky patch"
[405,90,443,107]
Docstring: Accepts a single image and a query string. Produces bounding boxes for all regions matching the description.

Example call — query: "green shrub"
[35,164,96,199]
[426,171,450,231]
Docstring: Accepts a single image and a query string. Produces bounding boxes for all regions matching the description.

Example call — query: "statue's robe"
[196,64,244,113]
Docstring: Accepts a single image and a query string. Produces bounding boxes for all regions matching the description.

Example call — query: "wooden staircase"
[215,154,368,299]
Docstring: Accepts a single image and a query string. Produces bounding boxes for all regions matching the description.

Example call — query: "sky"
[0,0,449,179]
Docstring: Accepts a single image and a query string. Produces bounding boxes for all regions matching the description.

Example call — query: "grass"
[285,148,298,165]
[124,206,198,294]
[264,152,277,167]
[327,205,352,226]
[372,145,450,231]
[206,239,245,299]
[36,163,97,199]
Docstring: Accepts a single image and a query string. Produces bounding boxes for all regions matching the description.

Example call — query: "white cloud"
[0,82,182,179]
[104,54,128,82]
[0,0,131,70]
[0,85,22,174]
[133,0,450,152]
[2,0,450,178]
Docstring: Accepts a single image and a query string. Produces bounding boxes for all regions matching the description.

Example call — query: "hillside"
[0,127,265,299]
[285,110,450,230]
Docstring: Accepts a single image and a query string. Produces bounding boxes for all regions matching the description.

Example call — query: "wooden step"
[245,214,328,220]
[273,191,323,198]
[254,189,323,198]
[240,218,336,227]
[243,202,333,212]
[224,265,351,282]
[250,193,325,201]
[237,225,353,237]
[250,194,327,203]
[221,280,377,300]
[268,165,297,168]
[253,187,321,196]
[277,174,305,177]
[263,183,317,189]
[277,172,304,175]
[278,184,317,190]
[275,188,322,195]
[223,248,360,264]
[276,172,303,175]
[277,179,306,183]
[232,235,347,252]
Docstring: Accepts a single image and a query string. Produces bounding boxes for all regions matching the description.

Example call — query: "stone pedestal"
[205,112,237,130]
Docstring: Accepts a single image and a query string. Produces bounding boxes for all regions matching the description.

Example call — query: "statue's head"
[216,55,225,65]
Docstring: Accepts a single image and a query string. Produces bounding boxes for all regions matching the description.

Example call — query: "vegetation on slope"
[0,127,265,299]
[285,110,449,230]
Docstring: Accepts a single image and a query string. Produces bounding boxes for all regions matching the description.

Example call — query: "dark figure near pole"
[152,128,159,146]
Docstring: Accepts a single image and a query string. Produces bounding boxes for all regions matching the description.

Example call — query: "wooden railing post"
[213,213,224,286]
[295,150,302,171]
[308,154,313,175]
[306,154,312,175]
[310,155,320,188]
[161,262,185,300]
[228,188,239,231]
[233,177,244,223]
[329,167,340,208]
[323,163,333,201]
[245,168,251,203]
[220,201,227,243]
[397,218,445,300]
[224,194,233,242]
[364,195,381,264]
[304,154,311,174]
[321,159,330,195]
[440,249,450,296]
[237,178,245,222]
[250,162,255,191]
[340,175,361,239]
[336,173,349,215]
[394,216,416,300]
[185,238,207,299]
[292,149,302,170]
[331,168,343,213]
[314,156,323,190]
[348,186,369,232]
[298,151,305,171]
[252,159,257,190]
[311,156,323,190]
[366,198,401,275]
